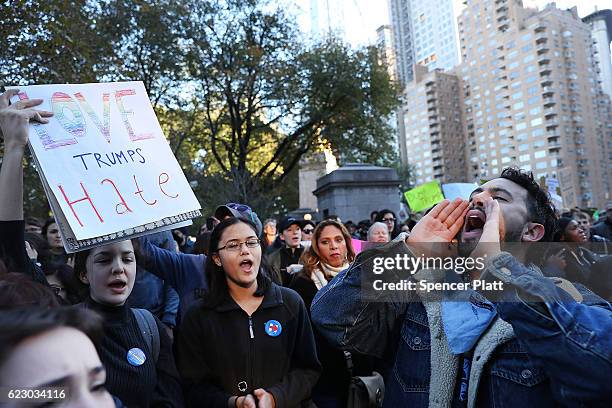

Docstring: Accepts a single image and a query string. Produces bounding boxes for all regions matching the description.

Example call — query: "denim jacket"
[311,241,612,407]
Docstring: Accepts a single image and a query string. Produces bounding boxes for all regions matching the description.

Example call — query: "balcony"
[534,22,546,32]
[547,131,560,140]
[543,97,555,107]
[536,44,550,54]
[548,143,562,151]
[546,118,559,128]
[542,87,554,97]
[539,65,552,75]
[496,5,508,13]
[498,22,510,31]
[538,55,551,64]
[535,33,547,43]
[544,108,557,117]
[540,77,553,87]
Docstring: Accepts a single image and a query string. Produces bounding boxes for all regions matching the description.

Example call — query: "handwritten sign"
[404,181,445,213]
[10,82,201,251]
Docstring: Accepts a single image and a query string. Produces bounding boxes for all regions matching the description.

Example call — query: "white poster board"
[10,82,201,252]
[442,183,478,201]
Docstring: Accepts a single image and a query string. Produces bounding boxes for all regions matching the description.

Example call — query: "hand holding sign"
[0,89,53,151]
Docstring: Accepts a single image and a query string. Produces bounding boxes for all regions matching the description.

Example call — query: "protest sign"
[404,180,445,213]
[442,183,478,201]
[10,82,201,252]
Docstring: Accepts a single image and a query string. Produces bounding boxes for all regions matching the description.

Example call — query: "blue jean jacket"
[311,243,612,407]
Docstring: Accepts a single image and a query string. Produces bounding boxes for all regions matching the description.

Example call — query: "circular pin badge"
[264,320,282,337]
[127,347,146,366]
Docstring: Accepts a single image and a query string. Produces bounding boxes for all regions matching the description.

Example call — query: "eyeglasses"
[303,228,314,234]
[382,218,396,223]
[217,238,261,252]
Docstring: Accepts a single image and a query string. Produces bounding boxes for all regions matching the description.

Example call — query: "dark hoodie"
[178,282,321,407]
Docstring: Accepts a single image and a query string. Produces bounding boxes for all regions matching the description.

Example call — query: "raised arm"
[0,89,53,220]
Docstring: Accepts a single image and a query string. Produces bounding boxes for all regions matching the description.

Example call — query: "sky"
[294,0,612,47]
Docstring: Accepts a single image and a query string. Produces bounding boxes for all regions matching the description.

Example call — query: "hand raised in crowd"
[253,389,275,408]
[0,89,53,152]
[406,198,469,258]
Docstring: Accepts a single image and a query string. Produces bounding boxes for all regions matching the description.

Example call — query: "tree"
[1,0,401,219]
[179,0,400,211]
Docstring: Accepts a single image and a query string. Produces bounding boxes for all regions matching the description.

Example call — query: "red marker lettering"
[158,172,179,198]
[58,183,104,227]
[101,179,133,214]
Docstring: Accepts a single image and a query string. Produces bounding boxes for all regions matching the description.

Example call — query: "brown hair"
[300,219,355,282]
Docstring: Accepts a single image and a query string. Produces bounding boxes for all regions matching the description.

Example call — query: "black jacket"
[178,282,321,408]
[82,298,184,408]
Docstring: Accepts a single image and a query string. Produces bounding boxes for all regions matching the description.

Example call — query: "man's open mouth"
[462,209,486,239]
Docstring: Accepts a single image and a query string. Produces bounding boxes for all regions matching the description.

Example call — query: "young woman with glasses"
[178,217,321,408]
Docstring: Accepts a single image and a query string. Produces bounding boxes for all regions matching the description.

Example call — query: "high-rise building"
[400,65,466,184]
[457,0,610,208]
[583,9,612,99]
[376,25,397,80]
[388,0,459,84]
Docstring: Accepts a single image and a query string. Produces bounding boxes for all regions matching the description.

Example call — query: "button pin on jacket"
[127,347,146,366]
[264,320,282,337]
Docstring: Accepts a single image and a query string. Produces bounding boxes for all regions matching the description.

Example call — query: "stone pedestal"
[313,163,401,222]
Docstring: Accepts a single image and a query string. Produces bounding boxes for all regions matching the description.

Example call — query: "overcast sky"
[294,0,612,46]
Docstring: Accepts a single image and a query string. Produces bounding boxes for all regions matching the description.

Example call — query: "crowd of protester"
[1,89,612,407]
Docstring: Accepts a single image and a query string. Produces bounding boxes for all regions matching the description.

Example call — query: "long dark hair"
[202,217,271,308]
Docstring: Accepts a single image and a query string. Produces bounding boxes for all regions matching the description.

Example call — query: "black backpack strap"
[132,308,160,363]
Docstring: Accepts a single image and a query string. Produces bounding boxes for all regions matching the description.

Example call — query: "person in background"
[24,215,43,234]
[301,219,315,242]
[356,220,370,241]
[0,307,115,408]
[591,202,612,241]
[367,221,390,244]
[173,227,195,254]
[267,216,304,286]
[199,216,220,235]
[369,210,378,225]
[178,217,321,408]
[262,218,277,251]
[289,219,356,407]
[375,209,400,240]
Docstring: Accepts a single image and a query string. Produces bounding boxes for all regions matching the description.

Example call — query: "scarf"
[312,262,349,290]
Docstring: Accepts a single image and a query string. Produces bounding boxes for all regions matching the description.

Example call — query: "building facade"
[457,0,610,207]
[401,65,467,185]
[388,0,459,84]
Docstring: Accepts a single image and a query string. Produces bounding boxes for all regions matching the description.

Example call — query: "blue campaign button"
[264,320,282,337]
[127,347,146,366]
